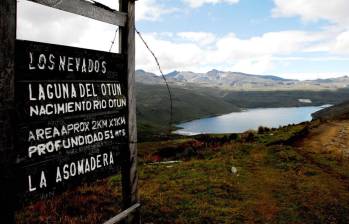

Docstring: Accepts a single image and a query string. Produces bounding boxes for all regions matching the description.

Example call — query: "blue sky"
[137,0,326,37]
[134,0,349,80]
[17,0,349,80]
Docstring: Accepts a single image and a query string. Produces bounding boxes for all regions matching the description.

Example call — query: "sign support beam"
[0,0,16,223]
[0,0,139,223]
[120,0,140,223]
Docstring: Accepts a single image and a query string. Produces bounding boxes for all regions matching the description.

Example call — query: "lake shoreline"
[175,105,331,136]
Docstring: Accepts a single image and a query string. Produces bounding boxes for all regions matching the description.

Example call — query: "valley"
[17,70,349,222]
[136,70,349,138]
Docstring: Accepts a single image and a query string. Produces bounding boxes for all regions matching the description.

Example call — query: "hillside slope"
[222,90,349,108]
[136,70,349,137]
[312,100,349,120]
[136,83,239,138]
[18,121,349,223]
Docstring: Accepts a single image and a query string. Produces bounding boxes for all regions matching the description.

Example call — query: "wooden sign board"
[14,40,129,204]
[1,0,139,223]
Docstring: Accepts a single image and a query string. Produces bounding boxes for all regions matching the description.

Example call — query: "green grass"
[17,122,349,223]
[137,123,349,223]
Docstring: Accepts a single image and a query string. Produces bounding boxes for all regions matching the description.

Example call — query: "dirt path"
[300,120,349,157]
[296,120,349,184]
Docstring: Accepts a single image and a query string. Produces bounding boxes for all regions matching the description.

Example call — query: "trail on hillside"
[16,121,349,223]
[296,120,349,184]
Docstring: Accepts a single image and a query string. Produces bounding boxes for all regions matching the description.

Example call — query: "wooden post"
[0,0,16,223]
[120,0,140,223]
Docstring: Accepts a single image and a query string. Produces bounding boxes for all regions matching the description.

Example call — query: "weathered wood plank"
[103,203,140,224]
[120,0,140,223]
[0,0,16,223]
[14,40,129,205]
[28,0,127,26]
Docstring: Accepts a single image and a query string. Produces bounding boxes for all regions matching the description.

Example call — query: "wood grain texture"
[14,40,128,205]
[120,0,140,223]
[28,0,127,27]
[0,0,16,223]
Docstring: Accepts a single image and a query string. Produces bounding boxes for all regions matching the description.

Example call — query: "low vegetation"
[312,100,349,120]
[17,120,349,223]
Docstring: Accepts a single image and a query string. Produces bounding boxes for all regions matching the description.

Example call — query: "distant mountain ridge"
[135,69,349,137]
[136,69,349,91]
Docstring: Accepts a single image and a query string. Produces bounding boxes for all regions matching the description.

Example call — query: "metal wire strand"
[109,27,119,52]
[135,28,173,134]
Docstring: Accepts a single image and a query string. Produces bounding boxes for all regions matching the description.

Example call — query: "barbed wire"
[135,28,173,134]
[109,27,119,52]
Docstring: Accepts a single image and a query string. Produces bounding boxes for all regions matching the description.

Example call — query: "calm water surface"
[175,105,330,135]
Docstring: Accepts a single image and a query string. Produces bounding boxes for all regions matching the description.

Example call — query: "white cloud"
[17,0,176,51]
[136,30,325,75]
[184,0,239,8]
[211,31,323,63]
[333,31,349,54]
[232,56,274,74]
[304,30,349,55]
[17,0,349,80]
[136,33,205,72]
[136,0,177,21]
[17,0,119,52]
[272,0,349,26]
[90,0,118,10]
[177,32,216,46]
[272,56,349,62]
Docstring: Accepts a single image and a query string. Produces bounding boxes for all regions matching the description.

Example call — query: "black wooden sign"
[14,40,128,204]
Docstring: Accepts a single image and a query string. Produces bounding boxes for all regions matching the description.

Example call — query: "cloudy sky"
[17,0,349,80]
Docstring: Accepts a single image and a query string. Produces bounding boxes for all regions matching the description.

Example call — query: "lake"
[175,105,330,135]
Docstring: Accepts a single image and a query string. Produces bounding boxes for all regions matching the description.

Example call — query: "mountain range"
[135,69,349,138]
[136,69,349,91]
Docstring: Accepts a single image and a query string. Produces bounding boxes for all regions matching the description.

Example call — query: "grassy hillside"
[312,100,349,120]
[136,82,349,138]
[17,121,349,223]
[223,89,349,108]
[136,83,240,139]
